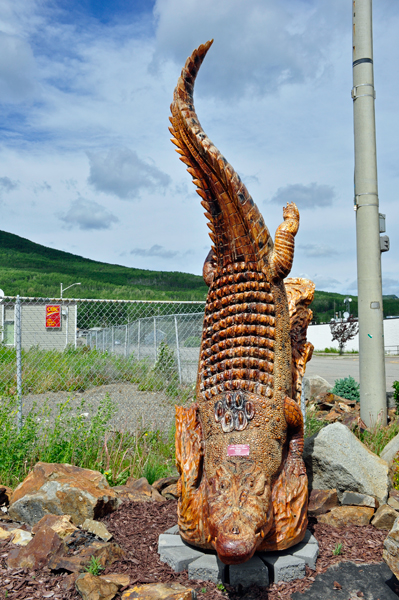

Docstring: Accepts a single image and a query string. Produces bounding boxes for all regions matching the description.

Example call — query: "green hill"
[0,230,397,320]
[0,230,208,301]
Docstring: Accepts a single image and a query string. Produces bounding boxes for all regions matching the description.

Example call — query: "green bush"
[393,381,399,414]
[331,376,360,401]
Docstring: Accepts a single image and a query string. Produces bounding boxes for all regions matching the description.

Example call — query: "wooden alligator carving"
[170,40,315,565]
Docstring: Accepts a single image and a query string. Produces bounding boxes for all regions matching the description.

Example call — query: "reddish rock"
[162,484,179,500]
[75,573,119,600]
[7,525,63,569]
[122,583,195,600]
[9,462,120,526]
[152,476,179,493]
[113,477,165,503]
[49,539,124,573]
[32,513,78,538]
[371,504,398,530]
[318,506,374,527]
[308,489,338,516]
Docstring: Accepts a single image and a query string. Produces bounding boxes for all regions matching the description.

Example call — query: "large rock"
[308,375,332,399]
[32,513,78,538]
[308,489,338,516]
[8,525,63,569]
[75,573,120,600]
[303,422,389,504]
[371,504,398,530]
[380,434,399,467]
[383,516,399,578]
[318,506,374,527]
[122,583,195,600]
[9,462,120,526]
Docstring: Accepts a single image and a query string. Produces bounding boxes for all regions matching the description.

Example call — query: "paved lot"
[305,354,399,389]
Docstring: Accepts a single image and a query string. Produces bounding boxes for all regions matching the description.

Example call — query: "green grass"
[85,556,104,575]
[0,394,176,488]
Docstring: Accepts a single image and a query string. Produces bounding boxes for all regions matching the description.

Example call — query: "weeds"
[355,418,399,456]
[332,543,343,556]
[305,412,328,438]
[0,394,176,488]
[0,344,192,403]
[393,380,399,414]
[85,556,104,576]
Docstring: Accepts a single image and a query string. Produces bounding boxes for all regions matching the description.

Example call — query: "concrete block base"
[158,528,319,586]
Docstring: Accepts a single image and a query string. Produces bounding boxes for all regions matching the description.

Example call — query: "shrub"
[393,381,399,414]
[331,376,360,401]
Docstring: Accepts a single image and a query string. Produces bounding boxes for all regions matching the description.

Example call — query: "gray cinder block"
[259,553,306,583]
[229,555,269,587]
[188,554,226,584]
[159,546,203,572]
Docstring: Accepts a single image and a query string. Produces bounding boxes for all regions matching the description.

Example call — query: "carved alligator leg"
[260,395,308,552]
[175,405,210,547]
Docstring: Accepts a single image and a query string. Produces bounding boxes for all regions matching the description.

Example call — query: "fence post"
[153,316,157,365]
[125,324,128,357]
[111,326,114,353]
[138,319,141,360]
[174,316,182,384]
[16,295,22,432]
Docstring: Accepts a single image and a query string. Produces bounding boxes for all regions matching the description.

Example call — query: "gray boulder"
[303,422,389,504]
[380,433,399,467]
[308,375,332,399]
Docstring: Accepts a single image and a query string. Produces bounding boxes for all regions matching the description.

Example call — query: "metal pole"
[352,0,386,425]
[174,316,182,384]
[16,296,22,431]
[125,324,128,357]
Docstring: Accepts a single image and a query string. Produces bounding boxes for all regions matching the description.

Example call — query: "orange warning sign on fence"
[45,305,61,328]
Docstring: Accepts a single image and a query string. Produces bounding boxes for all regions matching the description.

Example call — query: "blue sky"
[0,0,398,296]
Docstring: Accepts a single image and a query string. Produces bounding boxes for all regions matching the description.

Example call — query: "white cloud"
[130,245,193,260]
[0,176,19,192]
[0,31,36,102]
[59,197,119,230]
[270,183,335,209]
[299,243,339,258]
[87,147,171,200]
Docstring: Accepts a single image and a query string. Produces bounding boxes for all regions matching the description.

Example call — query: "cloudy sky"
[0,0,398,296]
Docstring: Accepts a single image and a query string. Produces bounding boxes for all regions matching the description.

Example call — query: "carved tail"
[169,41,274,270]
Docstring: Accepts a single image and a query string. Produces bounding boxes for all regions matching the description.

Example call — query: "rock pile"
[0,463,182,600]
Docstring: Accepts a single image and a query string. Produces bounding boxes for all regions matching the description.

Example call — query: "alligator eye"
[214,401,224,422]
[244,401,255,419]
[234,410,247,431]
[222,410,234,433]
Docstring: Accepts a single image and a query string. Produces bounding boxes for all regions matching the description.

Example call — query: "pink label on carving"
[227,444,250,456]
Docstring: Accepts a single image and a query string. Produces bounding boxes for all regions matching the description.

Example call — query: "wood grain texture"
[172,42,314,564]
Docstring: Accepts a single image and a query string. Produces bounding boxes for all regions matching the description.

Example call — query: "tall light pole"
[352,0,387,425]
[60,282,81,299]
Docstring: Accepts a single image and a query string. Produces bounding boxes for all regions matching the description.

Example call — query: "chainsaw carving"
[170,40,315,565]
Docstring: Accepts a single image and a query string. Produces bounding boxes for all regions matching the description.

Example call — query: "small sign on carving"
[227,444,250,456]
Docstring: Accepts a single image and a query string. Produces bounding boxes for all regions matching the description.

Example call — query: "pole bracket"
[351,83,376,100]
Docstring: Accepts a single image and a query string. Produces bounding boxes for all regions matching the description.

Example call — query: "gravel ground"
[21,383,183,435]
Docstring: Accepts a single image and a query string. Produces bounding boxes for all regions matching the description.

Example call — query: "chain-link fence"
[0,296,206,427]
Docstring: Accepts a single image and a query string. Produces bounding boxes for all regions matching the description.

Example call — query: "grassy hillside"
[0,231,208,301]
[0,230,397,320]
[311,290,399,323]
